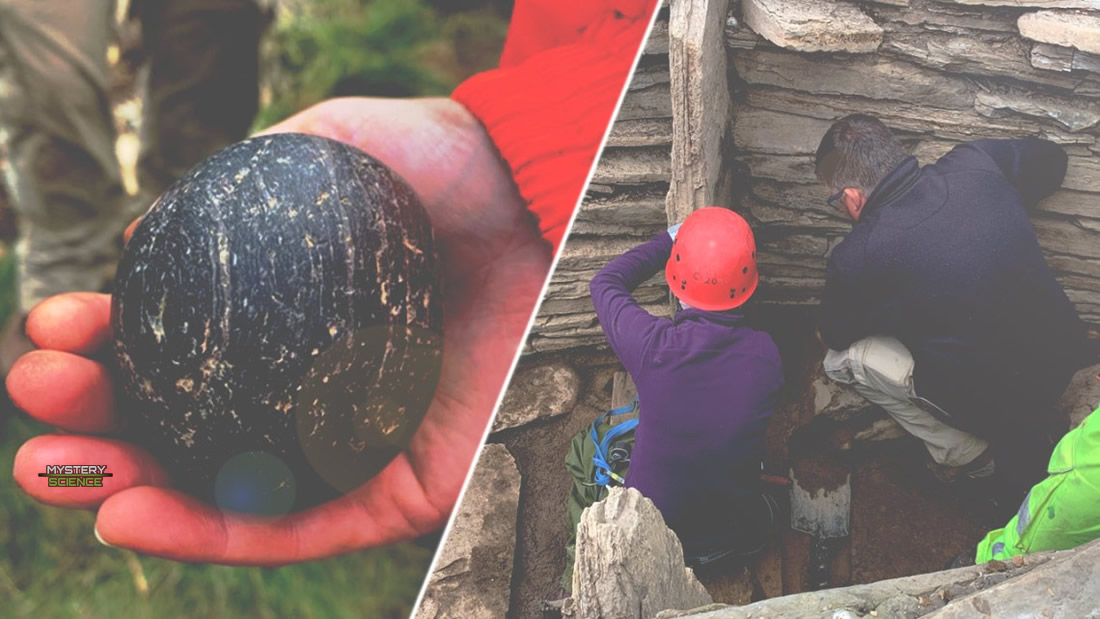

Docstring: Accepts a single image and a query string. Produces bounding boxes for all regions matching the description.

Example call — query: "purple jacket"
[590,231,784,553]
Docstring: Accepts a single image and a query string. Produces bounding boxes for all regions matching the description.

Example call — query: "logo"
[38,465,112,487]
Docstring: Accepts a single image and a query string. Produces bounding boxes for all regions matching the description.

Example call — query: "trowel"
[789,465,851,591]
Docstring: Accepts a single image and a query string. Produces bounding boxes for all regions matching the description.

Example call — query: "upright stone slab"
[415,444,520,619]
[666,0,734,225]
[1018,10,1100,56]
[566,488,713,619]
[742,0,885,53]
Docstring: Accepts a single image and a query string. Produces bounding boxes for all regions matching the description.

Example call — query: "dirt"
[498,307,992,617]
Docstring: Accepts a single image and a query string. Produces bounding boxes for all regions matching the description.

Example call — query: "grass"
[0,413,433,619]
[0,241,433,617]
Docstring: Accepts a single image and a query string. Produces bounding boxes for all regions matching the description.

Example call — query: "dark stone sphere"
[111,133,443,515]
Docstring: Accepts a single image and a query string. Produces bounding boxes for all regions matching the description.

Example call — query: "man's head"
[666,207,758,312]
[815,114,908,222]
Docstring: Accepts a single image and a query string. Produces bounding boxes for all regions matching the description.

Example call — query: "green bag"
[560,402,637,590]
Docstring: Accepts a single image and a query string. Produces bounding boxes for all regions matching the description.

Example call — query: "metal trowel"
[789,465,851,591]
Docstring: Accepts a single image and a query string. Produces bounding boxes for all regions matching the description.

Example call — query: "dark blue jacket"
[820,138,1086,435]
[590,231,784,554]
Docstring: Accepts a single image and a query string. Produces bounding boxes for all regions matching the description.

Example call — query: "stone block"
[975,88,1100,132]
[590,146,672,185]
[741,0,884,53]
[1030,42,1100,73]
[492,362,581,432]
[1019,10,1100,56]
[606,117,674,148]
[734,49,975,110]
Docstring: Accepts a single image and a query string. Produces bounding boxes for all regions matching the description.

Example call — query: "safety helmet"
[665,207,758,311]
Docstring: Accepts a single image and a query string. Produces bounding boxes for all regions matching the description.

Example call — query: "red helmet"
[665,207,758,311]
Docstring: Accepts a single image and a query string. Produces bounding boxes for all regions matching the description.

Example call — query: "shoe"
[928,448,995,483]
[541,587,569,617]
[0,313,32,377]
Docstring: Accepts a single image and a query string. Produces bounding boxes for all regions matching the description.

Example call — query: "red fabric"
[453,0,658,254]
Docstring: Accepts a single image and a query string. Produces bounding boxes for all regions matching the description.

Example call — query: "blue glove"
[667,223,682,241]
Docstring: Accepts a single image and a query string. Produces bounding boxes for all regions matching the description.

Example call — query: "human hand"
[8,97,552,565]
[667,223,682,241]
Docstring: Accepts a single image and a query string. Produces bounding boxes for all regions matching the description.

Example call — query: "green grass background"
[0,1,509,616]
[1,414,432,619]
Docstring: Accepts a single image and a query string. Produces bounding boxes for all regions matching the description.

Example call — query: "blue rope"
[590,399,638,487]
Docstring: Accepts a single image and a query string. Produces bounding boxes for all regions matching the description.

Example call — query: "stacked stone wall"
[528,0,1100,353]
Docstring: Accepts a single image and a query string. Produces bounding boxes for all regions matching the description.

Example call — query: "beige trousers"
[824,336,989,467]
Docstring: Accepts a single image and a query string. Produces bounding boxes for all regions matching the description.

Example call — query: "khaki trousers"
[824,336,989,467]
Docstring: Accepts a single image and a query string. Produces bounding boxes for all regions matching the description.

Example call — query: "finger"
[13,435,168,509]
[124,217,141,245]
[95,455,445,565]
[7,350,117,433]
[26,293,112,354]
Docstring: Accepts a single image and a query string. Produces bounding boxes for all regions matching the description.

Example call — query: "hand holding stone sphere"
[8,97,553,565]
[113,132,444,516]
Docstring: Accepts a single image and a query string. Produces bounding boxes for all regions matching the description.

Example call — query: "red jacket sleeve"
[452,0,658,254]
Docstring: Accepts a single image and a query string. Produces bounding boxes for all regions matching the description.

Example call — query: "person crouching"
[545,207,785,611]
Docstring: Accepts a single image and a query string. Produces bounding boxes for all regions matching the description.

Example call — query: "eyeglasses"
[826,189,845,209]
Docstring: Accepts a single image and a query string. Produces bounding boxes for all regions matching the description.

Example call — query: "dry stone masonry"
[730,0,1100,322]
[529,0,1100,353]
[528,7,675,353]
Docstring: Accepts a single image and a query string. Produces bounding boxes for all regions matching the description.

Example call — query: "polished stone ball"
[111,133,444,515]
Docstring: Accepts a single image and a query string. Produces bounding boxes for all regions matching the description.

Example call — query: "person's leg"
[0,0,124,316]
[824,336,990,472]
[133,0,264,213]
[684,491,777,574]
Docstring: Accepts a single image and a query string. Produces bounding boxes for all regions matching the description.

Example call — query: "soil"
[495,306,992,618]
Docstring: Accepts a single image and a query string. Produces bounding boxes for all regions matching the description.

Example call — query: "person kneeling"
[546,208,784,610]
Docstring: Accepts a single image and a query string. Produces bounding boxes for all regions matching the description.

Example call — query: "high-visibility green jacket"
[976,405,1100,563]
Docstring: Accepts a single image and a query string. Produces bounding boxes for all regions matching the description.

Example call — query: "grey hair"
[814,114,909,196]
